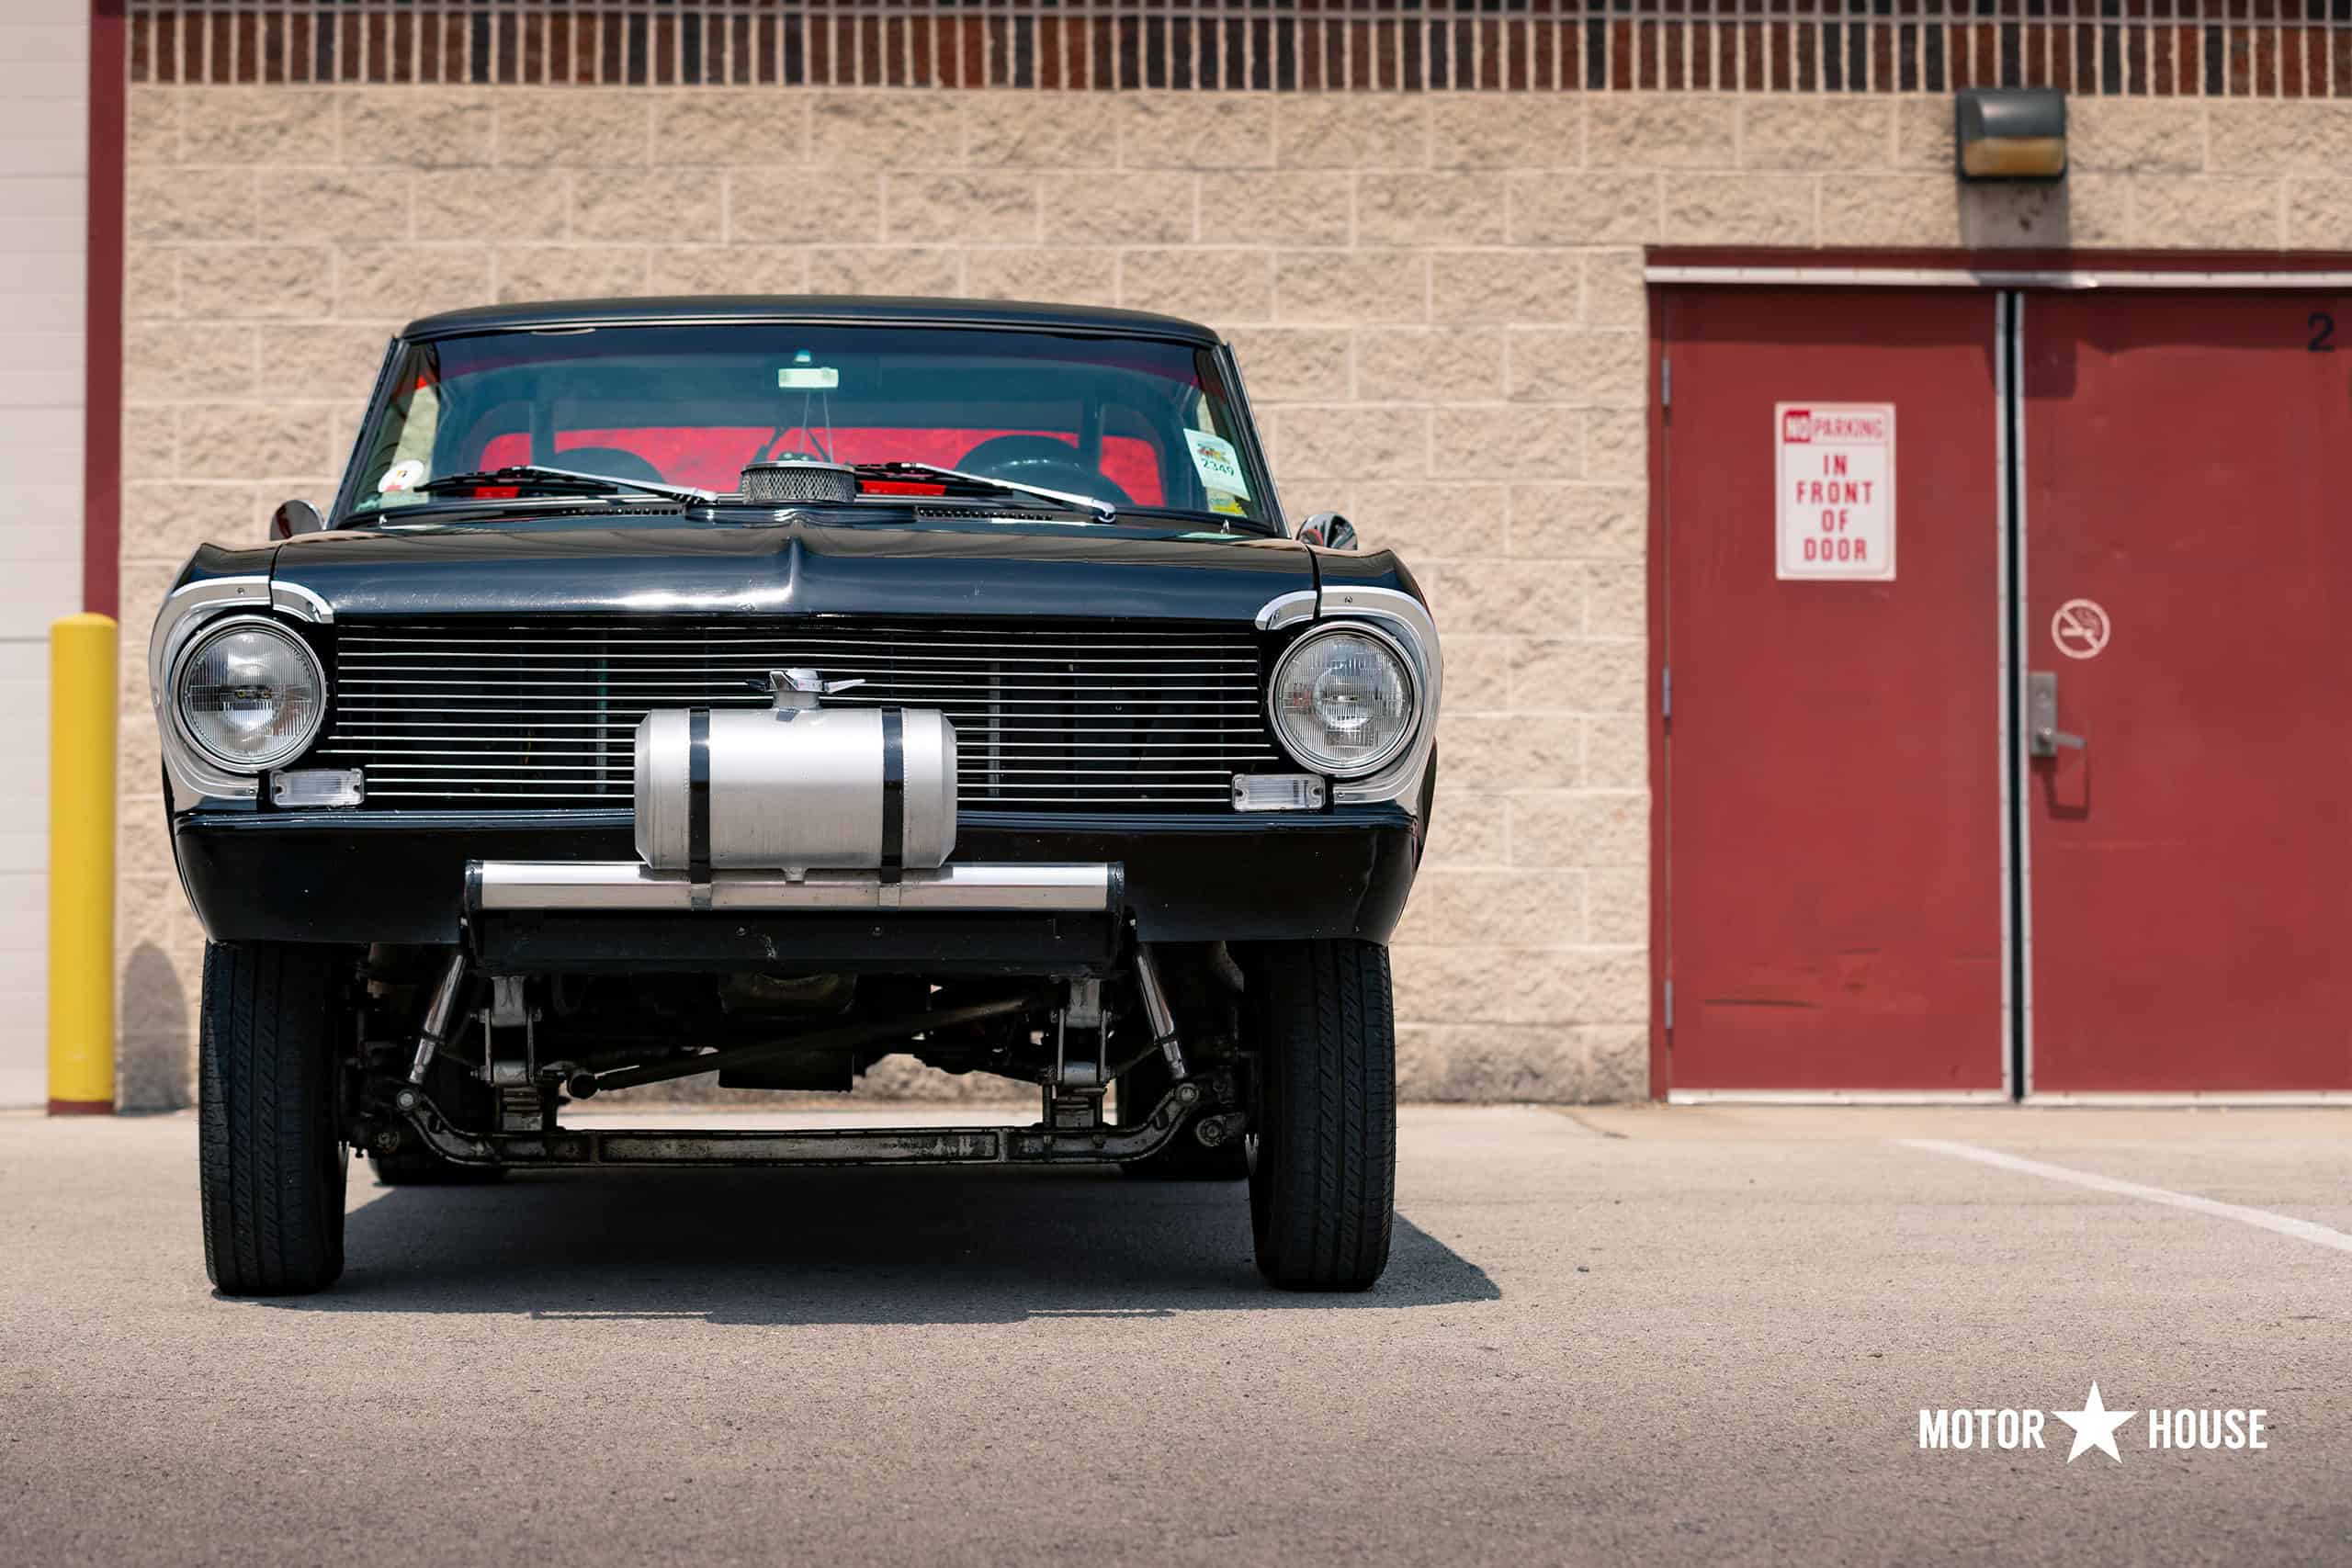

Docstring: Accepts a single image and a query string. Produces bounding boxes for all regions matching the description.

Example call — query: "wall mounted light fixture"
[1955,87,2068,180]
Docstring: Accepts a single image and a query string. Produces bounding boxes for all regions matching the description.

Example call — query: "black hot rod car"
[153,298,1439,1296]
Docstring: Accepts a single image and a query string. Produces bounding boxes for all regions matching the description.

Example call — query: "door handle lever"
[2026,671,2086,759]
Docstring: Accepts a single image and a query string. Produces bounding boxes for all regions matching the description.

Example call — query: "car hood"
[267,514,1316,624]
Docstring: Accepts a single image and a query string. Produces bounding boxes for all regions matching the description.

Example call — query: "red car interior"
[475,427,1166,504]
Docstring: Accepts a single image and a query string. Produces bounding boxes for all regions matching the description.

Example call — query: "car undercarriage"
[356,935,1253,1175]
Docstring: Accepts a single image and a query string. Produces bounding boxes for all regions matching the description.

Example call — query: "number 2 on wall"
[2309,311,2335,353]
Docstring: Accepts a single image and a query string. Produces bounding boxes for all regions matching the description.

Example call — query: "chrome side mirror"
[270,499,327,540]
[1295,512,1357,550]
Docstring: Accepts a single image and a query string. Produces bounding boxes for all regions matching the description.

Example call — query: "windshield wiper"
[1109,502,1272,536]
[854,462,1117,521]
[413,464,716,505]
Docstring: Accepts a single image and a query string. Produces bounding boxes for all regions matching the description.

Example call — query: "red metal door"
[1657,288,2007,1096]
[2020,292,2352,1095]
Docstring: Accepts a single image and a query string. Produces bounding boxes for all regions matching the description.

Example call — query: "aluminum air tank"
[634,706,956,873]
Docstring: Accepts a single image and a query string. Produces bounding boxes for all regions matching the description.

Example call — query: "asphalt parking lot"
[4,1102,2347,1566]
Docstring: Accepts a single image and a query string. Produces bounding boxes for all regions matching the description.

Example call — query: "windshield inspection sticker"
[377,458,426,495]
[1184,430,1250,500]
[778,348,840,389]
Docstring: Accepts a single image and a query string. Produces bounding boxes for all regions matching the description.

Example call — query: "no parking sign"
[1776,402,1895,581]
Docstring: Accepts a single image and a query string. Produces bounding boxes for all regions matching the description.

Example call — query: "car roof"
[401,296,1224,345]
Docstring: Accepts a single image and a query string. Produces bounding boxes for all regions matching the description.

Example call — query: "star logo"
[2052,1382,2136,1464]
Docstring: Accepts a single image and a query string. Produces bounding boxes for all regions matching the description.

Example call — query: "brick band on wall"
[129,2,2352,97]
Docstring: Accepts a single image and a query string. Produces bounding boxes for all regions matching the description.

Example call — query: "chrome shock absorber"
[1131,942,1187,1081]
[405,951,470,1087]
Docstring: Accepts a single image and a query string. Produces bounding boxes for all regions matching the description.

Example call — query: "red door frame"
[85,0,127,621]
[1646,308,1668,1098]
[1643,246,2352,1101]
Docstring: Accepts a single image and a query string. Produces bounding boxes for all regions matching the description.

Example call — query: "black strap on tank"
[879,707,905,885]
[687,708,712,887]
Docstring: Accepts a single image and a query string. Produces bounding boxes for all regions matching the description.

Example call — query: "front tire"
[198,941,351,1296]
[1241,939,1396,1292]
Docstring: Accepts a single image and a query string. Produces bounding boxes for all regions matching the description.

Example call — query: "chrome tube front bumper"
[464,860,1122,915]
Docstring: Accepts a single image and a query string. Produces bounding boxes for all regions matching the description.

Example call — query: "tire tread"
[198,942,346,1296]
[1249,939,1396,1292]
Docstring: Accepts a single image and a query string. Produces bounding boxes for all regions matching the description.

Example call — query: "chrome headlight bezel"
[1265,622,1421,780]
[168,614,328,773]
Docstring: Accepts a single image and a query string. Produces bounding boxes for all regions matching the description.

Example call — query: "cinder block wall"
[113,87,2322,1106]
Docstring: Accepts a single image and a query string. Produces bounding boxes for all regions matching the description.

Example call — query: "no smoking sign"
[2052,598,2111,660]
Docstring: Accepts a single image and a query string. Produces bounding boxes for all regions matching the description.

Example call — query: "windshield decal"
[377,458,426,495]
[1183,429,1251,503]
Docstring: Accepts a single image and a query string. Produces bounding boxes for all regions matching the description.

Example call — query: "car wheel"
[198,941,351,1296]
[368,1142,508,1186]
[1114,1050,1248,1181]
[1240,939,1396,1292]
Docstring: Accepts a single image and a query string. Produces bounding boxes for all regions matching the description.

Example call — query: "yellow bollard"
[48,613,118,1115]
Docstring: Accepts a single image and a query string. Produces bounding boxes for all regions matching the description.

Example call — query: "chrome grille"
[314,618,1281,812]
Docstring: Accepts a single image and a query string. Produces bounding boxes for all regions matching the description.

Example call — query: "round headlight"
[1268,626,1419,777]
[174,618,325,771]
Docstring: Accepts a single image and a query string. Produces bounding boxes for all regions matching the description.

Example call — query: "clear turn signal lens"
[1231,773,1328,812]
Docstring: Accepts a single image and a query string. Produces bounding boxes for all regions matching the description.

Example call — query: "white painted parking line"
[1898,1138,2352,1256]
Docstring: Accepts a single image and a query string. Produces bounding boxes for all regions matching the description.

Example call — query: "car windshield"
[344,321,1272,527]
